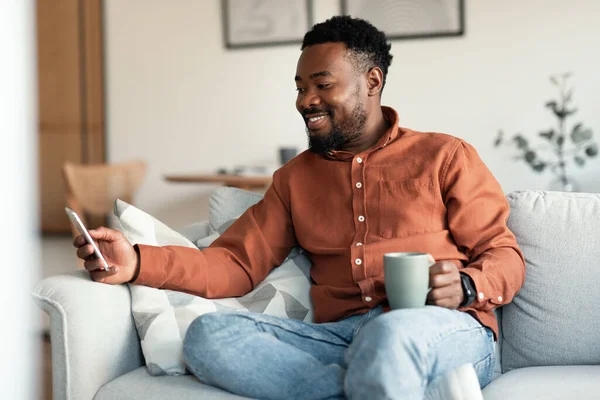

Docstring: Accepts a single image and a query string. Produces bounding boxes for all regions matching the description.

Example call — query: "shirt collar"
[324,106,401,161]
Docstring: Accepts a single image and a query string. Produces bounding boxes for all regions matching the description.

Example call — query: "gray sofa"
[33,190,600,399]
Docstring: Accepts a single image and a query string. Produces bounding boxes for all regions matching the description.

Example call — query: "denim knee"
[182,312,226,371]
[356,311,413,345]
[348,309,430,363]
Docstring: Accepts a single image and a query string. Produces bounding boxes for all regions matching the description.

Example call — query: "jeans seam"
[424,324,493,383]
[351,314,370,341]
[426,325,485,353]
[238,313,350,347]
[474,352,494,387]
[351,307,382,341]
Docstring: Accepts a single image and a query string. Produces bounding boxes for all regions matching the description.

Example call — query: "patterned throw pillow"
[114,190,313,376]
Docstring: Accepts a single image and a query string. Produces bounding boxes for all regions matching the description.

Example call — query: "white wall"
[0,0,39,398]
[105,0,600,226]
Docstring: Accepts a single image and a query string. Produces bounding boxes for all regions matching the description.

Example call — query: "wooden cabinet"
[37,0,106,233]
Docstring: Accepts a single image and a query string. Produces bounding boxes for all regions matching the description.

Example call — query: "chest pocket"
[378,178,435,238]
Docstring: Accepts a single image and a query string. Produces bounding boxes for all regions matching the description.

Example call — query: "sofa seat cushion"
[483,366,600,400]
[95,367,251,399]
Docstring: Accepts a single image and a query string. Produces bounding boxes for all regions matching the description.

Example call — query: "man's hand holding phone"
[73,226,139,284]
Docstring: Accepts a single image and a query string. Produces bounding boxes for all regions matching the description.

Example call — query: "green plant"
[494,73,597,187]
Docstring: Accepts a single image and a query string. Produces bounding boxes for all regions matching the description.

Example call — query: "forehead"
[295,42,354,78]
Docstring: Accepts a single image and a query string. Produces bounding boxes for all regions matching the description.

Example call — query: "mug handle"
[427,254,436,292]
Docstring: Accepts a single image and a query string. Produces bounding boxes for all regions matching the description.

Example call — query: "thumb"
[89,226,119,242]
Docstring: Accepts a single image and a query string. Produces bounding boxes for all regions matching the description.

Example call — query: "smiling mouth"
[305,114,329,130]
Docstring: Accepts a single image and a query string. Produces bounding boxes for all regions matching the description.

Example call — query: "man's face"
[295,43,368,155]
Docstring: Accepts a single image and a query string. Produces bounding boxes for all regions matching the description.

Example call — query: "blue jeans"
[183,306,495,400]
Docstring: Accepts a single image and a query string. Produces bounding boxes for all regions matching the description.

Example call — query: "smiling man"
[73,16,525,400]
[297,41,386,156]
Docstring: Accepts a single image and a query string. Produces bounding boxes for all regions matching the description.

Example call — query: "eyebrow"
[294,71,332,81]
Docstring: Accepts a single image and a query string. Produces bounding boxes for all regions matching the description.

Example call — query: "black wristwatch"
[459,272,476,308]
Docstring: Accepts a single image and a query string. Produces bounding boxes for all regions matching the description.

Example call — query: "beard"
[306,101,367,156]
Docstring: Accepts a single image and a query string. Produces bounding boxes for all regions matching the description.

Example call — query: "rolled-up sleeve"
[442,139,526,312]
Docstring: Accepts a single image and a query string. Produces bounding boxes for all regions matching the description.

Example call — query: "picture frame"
[222,0,313,49]
[340,0,465,40]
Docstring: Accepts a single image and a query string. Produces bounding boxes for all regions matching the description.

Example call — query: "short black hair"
[301,16,393,93]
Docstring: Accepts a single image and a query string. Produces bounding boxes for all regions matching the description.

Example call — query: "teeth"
[309,115,327,122]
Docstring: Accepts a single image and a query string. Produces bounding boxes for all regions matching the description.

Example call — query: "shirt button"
[358,215,365,222]
[356,157,363,163]
[478,292,485,300]
[498,296,503,302]
[355,182,362,189]
[355,258,362,265]
[356,242,363,246]
[365,296,372,302]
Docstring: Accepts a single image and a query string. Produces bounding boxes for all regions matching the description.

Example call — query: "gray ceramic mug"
[384,252,434,309]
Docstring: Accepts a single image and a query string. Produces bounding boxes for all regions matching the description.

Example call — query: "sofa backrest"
[501,190,600,373]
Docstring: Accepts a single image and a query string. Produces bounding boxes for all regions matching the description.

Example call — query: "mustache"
[302,108,330,117]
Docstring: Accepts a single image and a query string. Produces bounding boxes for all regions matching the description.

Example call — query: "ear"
[366,67,384,97]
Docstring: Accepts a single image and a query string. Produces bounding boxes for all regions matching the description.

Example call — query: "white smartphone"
[65,207,110,271]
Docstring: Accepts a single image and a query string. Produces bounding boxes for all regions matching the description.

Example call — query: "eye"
[317,83,331,89]
[295,87,305,93]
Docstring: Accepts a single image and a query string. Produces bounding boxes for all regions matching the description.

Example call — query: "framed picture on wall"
[341,0,464,40]
[222,0,313,49]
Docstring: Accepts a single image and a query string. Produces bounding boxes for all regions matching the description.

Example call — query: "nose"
[297,89,321,112]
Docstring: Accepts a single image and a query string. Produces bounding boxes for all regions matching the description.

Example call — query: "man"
[74,16,525,400]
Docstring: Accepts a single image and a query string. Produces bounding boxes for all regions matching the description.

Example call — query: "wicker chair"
[62,160,147,240]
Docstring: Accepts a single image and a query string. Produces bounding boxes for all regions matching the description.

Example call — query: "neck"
[341,105,389,154]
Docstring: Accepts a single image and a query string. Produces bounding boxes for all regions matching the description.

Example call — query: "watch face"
[460,274,476,307]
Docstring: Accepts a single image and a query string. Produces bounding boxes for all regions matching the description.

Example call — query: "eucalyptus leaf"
[586,143,598,157]
[532,162,546,173]
[513,135,528,149]
[524,150,536,163]
[556,135,565,146]
[550,76,559,85]
[572,128,592,143]
[539,129,555,141]
[574,156,585,166]
[545,102,568,120]
[493,131,503,147]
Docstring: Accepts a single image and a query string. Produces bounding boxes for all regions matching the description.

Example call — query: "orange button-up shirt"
[135,106,525,338]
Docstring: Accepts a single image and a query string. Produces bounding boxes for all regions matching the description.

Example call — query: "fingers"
[76,244,96,260]
[83,256,110,272]
[429,261,456,277]
[89,267,119,284]
[89,226,121,242]
[72,227,120,248]
[429,268,459,288]
[427,284,463,309]
[427,260,463,309]
[73,234,86,247]
[427,284,460,302]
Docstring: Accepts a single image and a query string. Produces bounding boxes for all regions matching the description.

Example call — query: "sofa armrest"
[32,270,143,400]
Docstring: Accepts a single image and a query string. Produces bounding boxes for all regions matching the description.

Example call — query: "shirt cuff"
[130,244,168,288]
[459,267,504,309]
